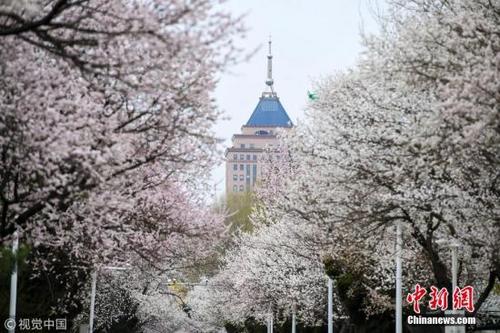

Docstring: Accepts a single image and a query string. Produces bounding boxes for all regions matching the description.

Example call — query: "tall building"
[225,39,293,194]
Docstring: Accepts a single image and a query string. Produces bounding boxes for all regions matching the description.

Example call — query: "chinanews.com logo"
[406,284,476,325]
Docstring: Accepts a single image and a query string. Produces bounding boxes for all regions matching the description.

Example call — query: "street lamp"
[88,265,130,333]
[328,277,333,333]
[8,231,19,333]
[395,221,403,333]
[436,239,462,333]
[435,239,460,296]
[266,309,273,333]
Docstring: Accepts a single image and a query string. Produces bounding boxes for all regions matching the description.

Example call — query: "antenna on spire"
[264,35,276,97]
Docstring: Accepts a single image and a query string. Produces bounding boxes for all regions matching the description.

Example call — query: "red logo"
[406,284,427,313]
[453,286,474,312]
[406,285,475,313]
[429,286,448,311]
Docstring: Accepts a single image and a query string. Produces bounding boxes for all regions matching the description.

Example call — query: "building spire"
[264,35,276,97]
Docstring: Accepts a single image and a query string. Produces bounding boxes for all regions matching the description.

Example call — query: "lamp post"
[291,302,296,333]
[450,242,459,296]
[395,221,402,333]
[265,307,273,333]
[435,239,460,292]
[328,277,333,333]
[89,265,130,333]
[449,241,461,333]
[266,311,273,333]
[436,239,462,333]
[8,231,19,333]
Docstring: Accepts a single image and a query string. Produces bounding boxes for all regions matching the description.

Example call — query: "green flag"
[307,90,318,101]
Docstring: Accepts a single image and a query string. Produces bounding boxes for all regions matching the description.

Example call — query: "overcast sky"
[210,0,384,196]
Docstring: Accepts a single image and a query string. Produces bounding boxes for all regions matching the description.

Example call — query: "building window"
[246,154,250,160]
[233,175,237,181]
[253,154,257,161]
[233,154,237,160]
[240,144,246,148]
[250,143,255,148]
[240,164,244,171]
[239,185,244,192]
[233,164,237,171]
[239,174,244,181]
[233,185,237,192]
[240,154,244,160]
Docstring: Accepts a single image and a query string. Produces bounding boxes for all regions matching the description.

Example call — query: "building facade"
[225,39,293,194]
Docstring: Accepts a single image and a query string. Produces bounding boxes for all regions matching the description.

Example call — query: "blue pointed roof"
[245,96,293,128]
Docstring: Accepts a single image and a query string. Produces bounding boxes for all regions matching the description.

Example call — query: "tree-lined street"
[1,0,498,332]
